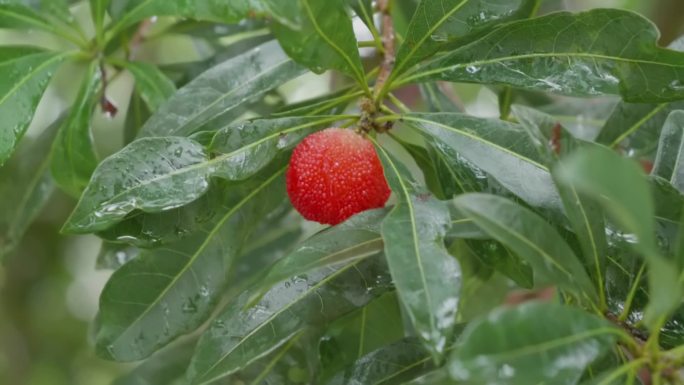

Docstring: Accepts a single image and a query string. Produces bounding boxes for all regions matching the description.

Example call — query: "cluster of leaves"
[2,0,684,384]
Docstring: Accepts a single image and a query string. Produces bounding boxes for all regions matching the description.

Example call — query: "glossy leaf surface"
[0,47,66,166]
[186,256,393,385]
[402,9,684,103]
[124,61,176,112]
[449,302,620,385]
[140,41,305,137]
[375,144,461,359]
[51,62,101,197]
[96,167,287,361]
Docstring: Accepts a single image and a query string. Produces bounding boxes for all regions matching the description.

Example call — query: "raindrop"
[465,65,480,74]
[182,298,198,314]
[668,79,684,91]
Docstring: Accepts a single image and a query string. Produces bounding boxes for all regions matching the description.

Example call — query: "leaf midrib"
[105,167,287,350]
[374,143,438,342]
[69,115,350,227]
[393,0,469,77]
[196,259,368,385]
[403,115,548,171]
[399,51,684,86]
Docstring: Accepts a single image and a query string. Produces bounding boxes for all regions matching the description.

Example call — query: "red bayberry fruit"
[286,128,391,225]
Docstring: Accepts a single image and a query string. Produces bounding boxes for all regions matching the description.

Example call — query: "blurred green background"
[0,1,682,384]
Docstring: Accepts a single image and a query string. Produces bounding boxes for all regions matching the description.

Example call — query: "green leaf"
[0,3,59,33]
[514,106,608,305]
[418,83,462,113]
[453,193,597,301]
[652,110,684,191]
[0,47,66,166]
[374,143,461,359]
[107,0,255,37]
[95,167,287,361]
[62,136,209,233]
[50,61,101,197]
[392,0,540,79]
[400,9,684,103]
[272,0,366,87]
[448,302,621,385]
[326,338,436,385]
[596,101,684,150]
[90,0,109,42]
[391,136,446,199]
[247,208,388,304]
[112,340,196,385]
[0,115,60,260]
[404,113,562,213]
[140,41,305,137]
[319,293,404,382]
[555,146,682,325]
[64,115,342,233]
[595,37,684,149]
[124,61,176,112]
[186,256,393,385]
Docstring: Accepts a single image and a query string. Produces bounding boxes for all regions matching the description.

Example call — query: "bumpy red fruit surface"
[286,128,391,225]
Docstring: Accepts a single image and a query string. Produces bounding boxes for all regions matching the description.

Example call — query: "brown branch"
[373,0,395,100]
[127,18,155,60]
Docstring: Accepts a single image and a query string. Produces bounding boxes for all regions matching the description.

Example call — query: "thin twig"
[373,0,395,101]
[127,18,155,60]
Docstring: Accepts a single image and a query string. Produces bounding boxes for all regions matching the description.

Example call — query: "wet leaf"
[453,193,597,301]
[556,146,682,326]
[248,208,388,304]
[95,166,287,361]
[0,115,60,260]
[595,36,684,149]
[392,0,540,79]
[124,61,176,112]
[401,9,684,103]
[418,83,462,113]
[448,302,621,385]
[404,113,562,213]
[64,115,341,233]
[0,47,66,166]
[652,110,684,192]
[272,0,365,86]
[96,241,139,270]
[186,256,393,385]
[140,41,305,137]
[326,338,436,385]
[112,340,196,385]
[375,144,461,359]
[51,61,101,197]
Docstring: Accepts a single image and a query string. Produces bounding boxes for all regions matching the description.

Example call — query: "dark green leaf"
[0,3,60,33]
[0,47,66,166]
[400,9,684,103]
[652,110,684,191]
[140,41,305,138]
[123,89,149,144]
[96,166,287,361]
[90,0,109,41]
[404,113,562,212]
[272,0,366,87]
[391,136,446,199]
[51,61,101,197]
[62,137,209,233]
[248,208,388,305]
[112,340,196,385]
[0,115,60,260]
[448,302,621,385]
[124,61,176,112]
[392,0,540,79]
[64,115,343,233]
[418,83,462,113]
[375,144,461,359]
[319,293,404,382]
[555,146,682,325]
[595,37,684,149]
[326,338,435,385]
[186,256,393,385]
[453,193,597,300]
